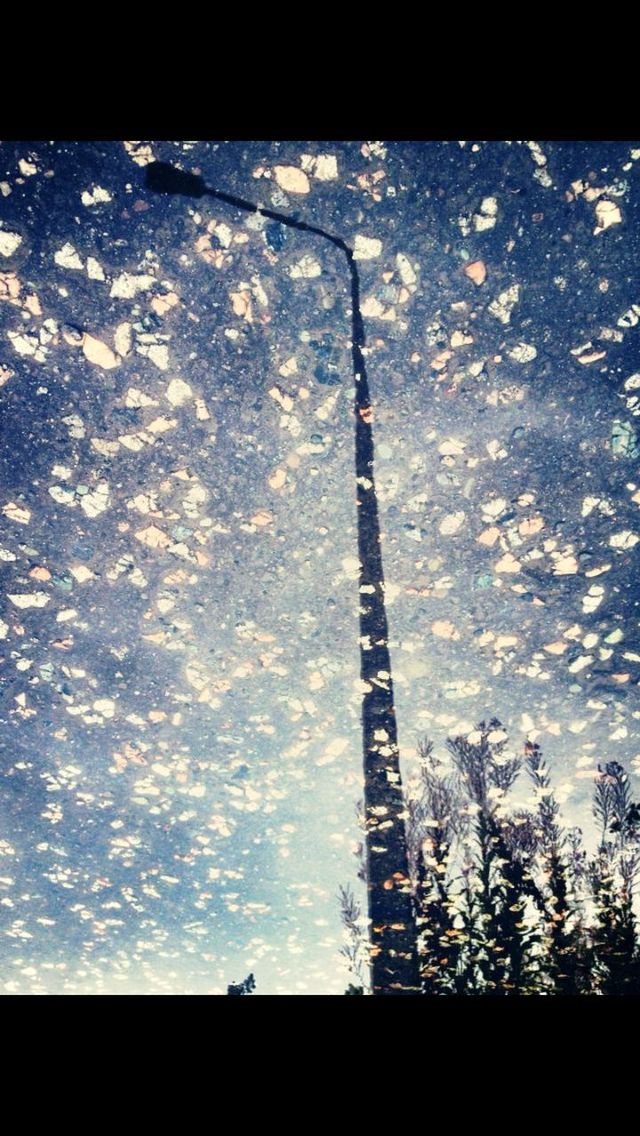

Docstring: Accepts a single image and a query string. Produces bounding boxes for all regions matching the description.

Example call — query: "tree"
[523,743,592,994]
[339,883,368,995]
[590,762,640,994]
[445,720,539,994]
[391,721,640,995]
[407,739,465,993]
[227,973,256,996]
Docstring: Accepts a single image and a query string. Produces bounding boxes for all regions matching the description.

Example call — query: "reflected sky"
[0,139,639,993]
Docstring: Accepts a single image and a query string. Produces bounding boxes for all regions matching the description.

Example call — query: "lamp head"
[145,161,207,198]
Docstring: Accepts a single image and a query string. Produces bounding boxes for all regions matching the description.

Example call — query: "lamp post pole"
[146,160,420,994]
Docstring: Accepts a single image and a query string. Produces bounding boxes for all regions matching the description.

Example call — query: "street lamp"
[146,159,420,994]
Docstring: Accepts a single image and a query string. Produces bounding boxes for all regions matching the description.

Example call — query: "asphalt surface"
[0,139,639,994]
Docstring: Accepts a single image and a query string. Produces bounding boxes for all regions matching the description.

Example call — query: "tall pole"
[146,162,420,993]
[347,254,420,994]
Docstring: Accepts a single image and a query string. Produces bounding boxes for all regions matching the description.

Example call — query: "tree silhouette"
[227,973,256,995]
[590,762,640,994]
[369,719,640,996]
[444,721,540,994]
[523,743,592,994]
[408,739,464,993]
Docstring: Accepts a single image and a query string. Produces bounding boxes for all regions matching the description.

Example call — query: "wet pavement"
[0,139,639,994]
